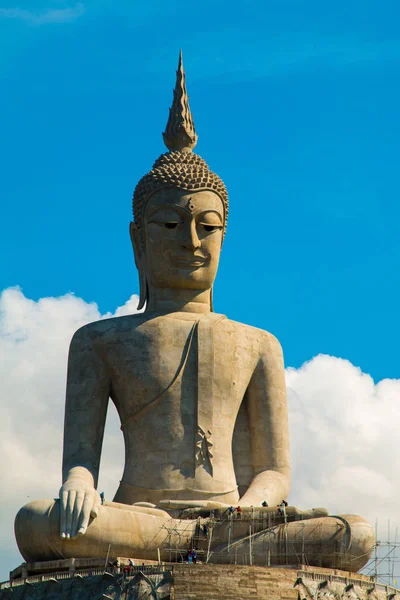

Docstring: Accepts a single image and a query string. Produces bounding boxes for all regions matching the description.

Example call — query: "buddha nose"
[182,221,201,250]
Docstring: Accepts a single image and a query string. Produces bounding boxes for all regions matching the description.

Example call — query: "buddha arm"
[60,325,111,538]
[239,332,290,507]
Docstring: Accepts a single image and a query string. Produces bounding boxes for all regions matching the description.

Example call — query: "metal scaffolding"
[152,506,362,570]
[362,520,400,586]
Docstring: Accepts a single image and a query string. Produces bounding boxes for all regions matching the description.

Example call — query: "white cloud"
[287,355,400,578]
[0,3,84,25]
[287,355,400,515]
[0,288,398,581]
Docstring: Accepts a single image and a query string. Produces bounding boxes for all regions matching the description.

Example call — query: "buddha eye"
[201,224,223,233]
[164,222,178,229]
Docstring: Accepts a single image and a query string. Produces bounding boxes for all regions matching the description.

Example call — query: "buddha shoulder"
[219,317,284,363]
[69,313,147,351]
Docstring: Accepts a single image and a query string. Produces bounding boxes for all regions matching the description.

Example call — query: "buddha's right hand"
[59,470,101,539]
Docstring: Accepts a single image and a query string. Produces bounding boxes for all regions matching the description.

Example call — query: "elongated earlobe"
[130,221,148,311]
[137,270,148,311]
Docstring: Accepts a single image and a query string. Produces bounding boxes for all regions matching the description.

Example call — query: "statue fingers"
[65,490,76,539]
[90,497,101,519]
[77,492,95,536]
[70,491,85,538]
[89,490,101,519]
[60,490,69,538]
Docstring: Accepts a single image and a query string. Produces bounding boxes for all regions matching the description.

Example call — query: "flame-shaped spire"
[163,50,198,152]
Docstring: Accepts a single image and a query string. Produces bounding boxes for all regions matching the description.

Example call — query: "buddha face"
[133,189,224,291]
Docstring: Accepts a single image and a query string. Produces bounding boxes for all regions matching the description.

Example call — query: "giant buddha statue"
[15,53,375,572]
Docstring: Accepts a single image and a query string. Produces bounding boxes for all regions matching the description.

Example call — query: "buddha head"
[131,52,229,310]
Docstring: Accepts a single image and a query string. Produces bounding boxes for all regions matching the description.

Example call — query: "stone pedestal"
[1,562,399,600]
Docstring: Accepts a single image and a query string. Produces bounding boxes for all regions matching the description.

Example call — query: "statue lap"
[16,499,374,572]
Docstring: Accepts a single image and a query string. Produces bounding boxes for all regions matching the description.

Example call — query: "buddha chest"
[104,313,259,489]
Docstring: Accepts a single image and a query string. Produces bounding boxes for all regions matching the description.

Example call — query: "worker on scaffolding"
[123,564,130,578]
[186,548,197,564]
[277,500,288,517]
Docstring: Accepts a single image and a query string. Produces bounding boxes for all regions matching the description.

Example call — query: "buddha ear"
[129,222,142,268]
[130,222,148,311]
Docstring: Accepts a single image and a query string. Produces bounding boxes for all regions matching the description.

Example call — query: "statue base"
[1,560,399,600]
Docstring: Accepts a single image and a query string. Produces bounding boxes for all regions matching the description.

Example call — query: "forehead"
[145,188,224,215]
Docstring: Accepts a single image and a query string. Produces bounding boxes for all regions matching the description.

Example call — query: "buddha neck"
[146,286,212,314]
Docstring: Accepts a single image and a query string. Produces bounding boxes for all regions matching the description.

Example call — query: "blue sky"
[1,0,400,382]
